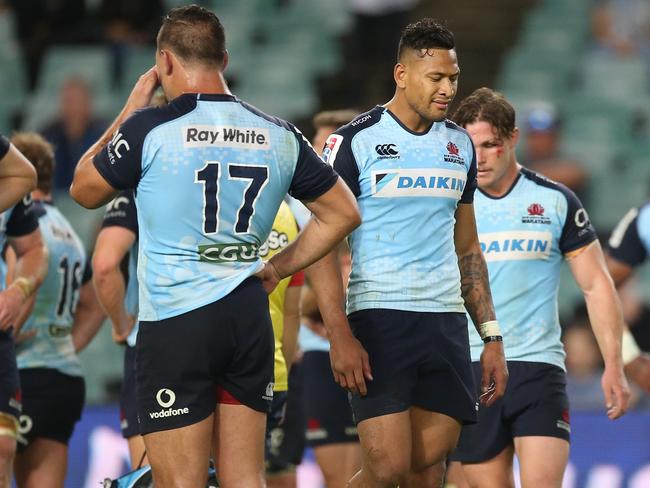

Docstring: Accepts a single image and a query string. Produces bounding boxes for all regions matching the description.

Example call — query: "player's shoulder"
[237,99,298,134]
[334,106,384,139]
[443,119,470,138]
[520,167,576,202]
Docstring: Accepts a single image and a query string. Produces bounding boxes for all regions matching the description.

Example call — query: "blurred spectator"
[345,0,419,106]
[591,0,650,59]
[563,324,604,411]
[7,0,90,90]
[99,0,164,86]
[521,102,588,194]
[41,78,105,193]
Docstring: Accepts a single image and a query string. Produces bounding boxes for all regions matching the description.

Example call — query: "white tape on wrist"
[479,320,501,340]
[622,328,642,365]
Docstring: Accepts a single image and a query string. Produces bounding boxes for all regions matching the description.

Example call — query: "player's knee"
[364,447,410,486]
[0,435,16,466]
[0,414,17,464]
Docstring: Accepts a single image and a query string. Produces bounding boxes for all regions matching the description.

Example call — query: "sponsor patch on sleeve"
[322,134,343,165]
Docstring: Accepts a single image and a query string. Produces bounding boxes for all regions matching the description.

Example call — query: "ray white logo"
[371,168,467,199]
[183,125,271,150]
[149,388,189,419]
[479,231,553,262]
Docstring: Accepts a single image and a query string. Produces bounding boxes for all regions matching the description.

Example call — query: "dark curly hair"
[451,87,516,140]
[397,18,455,61]
[157,5,226,68]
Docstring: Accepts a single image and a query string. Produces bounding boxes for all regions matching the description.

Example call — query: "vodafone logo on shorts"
[149,388,190,419]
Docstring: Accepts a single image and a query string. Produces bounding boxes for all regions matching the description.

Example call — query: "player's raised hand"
[329,328,372,396]
[126,67,160,111]
[601,364,631,420]
[624,354,650,392]
[479,342,508,406]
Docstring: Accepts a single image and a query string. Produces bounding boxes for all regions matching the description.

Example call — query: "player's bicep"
[454,203,481,256]
[567,240,610,292]
[70,161,119,209]
[93,226,136,272]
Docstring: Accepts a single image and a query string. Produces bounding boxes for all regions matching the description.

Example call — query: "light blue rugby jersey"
[470,168,597,370]
[101,191,139,346]
[16,201,86,377]
[94,93,337,321]
[324,106,477,314]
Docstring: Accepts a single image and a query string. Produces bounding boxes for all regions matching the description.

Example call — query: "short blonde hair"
[11,132,55,194]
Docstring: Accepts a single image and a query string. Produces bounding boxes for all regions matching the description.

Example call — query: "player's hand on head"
[126,66,160,112]
[602,364,631,420]
[479,342,508,406]
[624,354,650,393]
[329,329,372,396]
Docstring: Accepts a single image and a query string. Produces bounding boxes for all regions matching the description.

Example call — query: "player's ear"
[394,62,407,89]
[510,127,520,148]
[221,50,229,72]
[158,49,173,77]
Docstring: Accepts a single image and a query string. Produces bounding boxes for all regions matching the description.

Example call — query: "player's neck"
[174,70,232,99]
[384,96,433,133]
[481,162,521,198]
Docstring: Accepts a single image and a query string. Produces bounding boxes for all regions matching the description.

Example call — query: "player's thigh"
[14,438,67,488]
[356,410,412,479]
[409,406,461,472]
[16,368,84,456]
[460,445,515,488]
[143,415,213,488]
[514,436,569,488]
[214,402,267,488]
[314,442,362,487]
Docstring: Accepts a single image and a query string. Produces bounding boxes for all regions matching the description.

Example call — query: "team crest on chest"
[522,203,551,225]
[444,141,465,165]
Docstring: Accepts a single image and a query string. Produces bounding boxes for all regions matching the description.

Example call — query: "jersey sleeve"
[93,111,148,190]
[0,134,9,160]
[460,143,477,204]
[559,186,598,254]
[6,196,39,237]
[288,126,339,201]
[324,133,360,198]
[608,206,648,267]
[101,190,138,234]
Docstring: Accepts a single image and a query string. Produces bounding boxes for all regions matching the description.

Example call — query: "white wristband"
[479,320,501,340]
[622,328,642,365]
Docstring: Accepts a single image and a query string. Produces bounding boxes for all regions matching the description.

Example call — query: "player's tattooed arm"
[458,250,496,326]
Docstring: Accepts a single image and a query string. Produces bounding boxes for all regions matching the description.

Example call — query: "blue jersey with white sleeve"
[16,201,86,377]
[469,168,597,369]
[324,106,477,314]
[101,191,139,346]
[93,93,337,321]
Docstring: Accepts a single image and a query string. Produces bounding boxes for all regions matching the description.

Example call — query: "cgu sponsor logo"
[149,388,189,419]
[183,126,271,150]
[371,168,467,198]
[198,243,259,263]
[479,231,552,262]
[259,230,289,258]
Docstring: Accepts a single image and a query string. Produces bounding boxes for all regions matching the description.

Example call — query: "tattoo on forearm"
[459,251,496,327]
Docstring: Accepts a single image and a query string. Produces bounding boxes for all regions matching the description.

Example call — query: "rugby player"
[262,201,303,488]
[0,134,45,488]
[10,132,103,488]
[301,109,361,488]
[69,6,360,488]
[312,19,508,488]
[448,87,630,488]
[605,205,650,390]
[92,189,144,469]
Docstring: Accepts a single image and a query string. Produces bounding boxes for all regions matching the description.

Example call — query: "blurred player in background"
[262,201,302,488]
[606,204,650,390]
[0,134,46,488]
[448,87,630,488]
[297,109,361,488]
[10,132,103,488]
[312,19,508,488]
[92,189,144,469]
[70,5,360,487]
